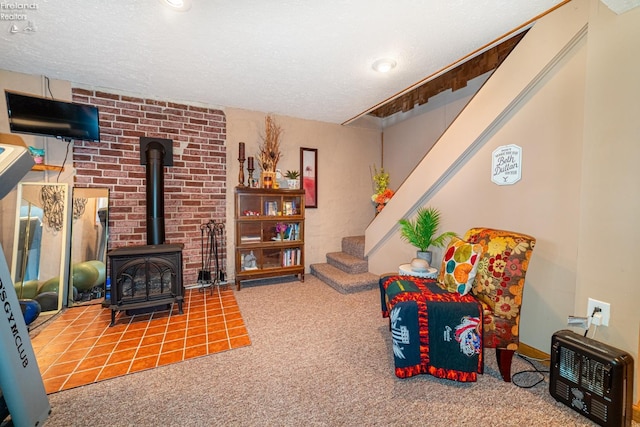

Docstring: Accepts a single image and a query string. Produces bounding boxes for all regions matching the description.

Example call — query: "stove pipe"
[145,141,166,245]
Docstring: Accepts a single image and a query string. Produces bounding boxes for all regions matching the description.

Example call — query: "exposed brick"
[91,97,118,108]
[92,177,119,185]
[76,169,102,177]
[121,95,145,104]
[73,88,92,97]
[137,125,163,134]
[115,101,142,111]
[139,119,163,127]
[120,109,145,119]
[183,123,204,132]
[98,134,118,143]
[74,161,97,169]
[145,112,168,120]
[101,127,124,136]
[189,118,208,126]
[99,163,124,171]
[74,176,92,185]
[165,114,189,124]
[123,130,147,137]
[119,122,138,131]
[144,99,168,107]
[179,129,201,137]
[186,105,207,113]
[200,131,223,139]
[95,91,120,100]
[116,115,140,124]
[98,107,121,115]
[72,87,226,286]
[140,104,165,113]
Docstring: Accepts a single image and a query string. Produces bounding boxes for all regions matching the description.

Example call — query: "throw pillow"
[437,237,483,295]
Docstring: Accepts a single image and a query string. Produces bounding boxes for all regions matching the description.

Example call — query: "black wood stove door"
[107,243,184,326]
[115,256,177,305]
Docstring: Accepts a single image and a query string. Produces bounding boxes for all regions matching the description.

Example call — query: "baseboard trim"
[517,342,550,367]
[518,343,640,422]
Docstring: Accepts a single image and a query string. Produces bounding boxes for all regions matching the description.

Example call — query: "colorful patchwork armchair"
[462,228,536,381]
[380,227,536,382]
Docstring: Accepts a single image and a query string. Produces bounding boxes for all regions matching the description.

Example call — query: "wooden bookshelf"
[234,187,305,290]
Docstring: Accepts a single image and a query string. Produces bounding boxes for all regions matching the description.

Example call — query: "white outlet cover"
[587,298,610,326]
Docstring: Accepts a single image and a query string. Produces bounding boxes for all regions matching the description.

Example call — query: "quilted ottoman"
[380,275,483,382]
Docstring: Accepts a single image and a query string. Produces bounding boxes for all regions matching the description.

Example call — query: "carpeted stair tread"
[341,235,366,259]
[310,263,378,294]
[326,251,369,274]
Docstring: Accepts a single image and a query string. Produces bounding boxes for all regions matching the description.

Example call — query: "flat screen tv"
[5,91,100,142]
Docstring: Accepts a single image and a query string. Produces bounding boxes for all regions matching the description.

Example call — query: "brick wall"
[71,89,226,286]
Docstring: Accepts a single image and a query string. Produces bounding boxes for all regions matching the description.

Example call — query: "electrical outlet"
[587,298,610,326]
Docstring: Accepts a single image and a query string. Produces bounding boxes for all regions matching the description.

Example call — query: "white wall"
[578,0,640,403]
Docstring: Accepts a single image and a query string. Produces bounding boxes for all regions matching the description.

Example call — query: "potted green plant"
[398,207,457,265]
[285,170,300,189]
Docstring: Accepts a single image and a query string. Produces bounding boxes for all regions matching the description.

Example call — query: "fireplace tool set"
[197,219,227,293]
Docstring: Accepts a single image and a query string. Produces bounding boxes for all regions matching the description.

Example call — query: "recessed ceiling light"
[372,58,397,73]
[159,0,192,12]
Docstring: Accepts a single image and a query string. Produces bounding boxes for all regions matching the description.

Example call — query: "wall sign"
[491,144,522,186]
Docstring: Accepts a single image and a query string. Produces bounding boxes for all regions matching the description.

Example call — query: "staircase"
[310,236,379,294]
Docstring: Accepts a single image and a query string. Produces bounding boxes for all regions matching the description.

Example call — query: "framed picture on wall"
[300,147,317,208]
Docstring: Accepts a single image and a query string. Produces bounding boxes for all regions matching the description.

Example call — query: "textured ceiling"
[1,0,573,124]
[601,0,640,13]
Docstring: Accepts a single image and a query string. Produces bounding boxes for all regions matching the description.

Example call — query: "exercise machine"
[0,142,50,426]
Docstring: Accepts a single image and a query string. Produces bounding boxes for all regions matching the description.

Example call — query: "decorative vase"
[416,250,432,266]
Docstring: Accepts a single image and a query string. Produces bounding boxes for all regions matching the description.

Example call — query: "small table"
[398,263,438,279]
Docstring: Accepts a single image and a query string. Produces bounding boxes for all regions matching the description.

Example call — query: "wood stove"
[108,243,183,326]
[107,137,184,326]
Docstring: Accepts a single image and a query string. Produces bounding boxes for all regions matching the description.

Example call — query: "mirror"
[11,182,71,315]
[69,187,109,306]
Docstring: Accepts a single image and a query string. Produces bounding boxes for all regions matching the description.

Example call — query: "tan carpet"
[42,276,637,426]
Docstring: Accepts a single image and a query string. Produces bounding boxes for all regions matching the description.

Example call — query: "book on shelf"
[273,223,298,241]
[281,248,301,267]
[264,201,278,216]
[284,201,299,216]
[284,223,299,240]
[240,236,261,242]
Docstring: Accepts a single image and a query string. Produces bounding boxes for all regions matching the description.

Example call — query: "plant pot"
[287,179,300,189]
[416,251,432,266]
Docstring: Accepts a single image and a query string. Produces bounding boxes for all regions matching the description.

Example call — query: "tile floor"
[30,286,250,394]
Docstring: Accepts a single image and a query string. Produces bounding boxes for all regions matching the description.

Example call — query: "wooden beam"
[368,31,526,118]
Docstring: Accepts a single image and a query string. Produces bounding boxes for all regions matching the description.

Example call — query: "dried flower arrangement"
[257,115,283,172]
